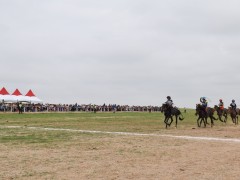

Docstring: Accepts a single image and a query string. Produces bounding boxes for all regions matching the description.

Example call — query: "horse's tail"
[179,115,184,121]
[178,111,184,121]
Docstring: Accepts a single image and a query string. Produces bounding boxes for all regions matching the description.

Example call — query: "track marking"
[1,125,240,143]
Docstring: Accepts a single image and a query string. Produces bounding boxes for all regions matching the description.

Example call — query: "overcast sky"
[1,0,240,108]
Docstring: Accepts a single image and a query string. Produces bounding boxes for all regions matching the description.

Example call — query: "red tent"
[0,88,43,103]
[25,89,42,103]
[25,89,36,97]
[11,88,27,102]
[12,89,22,96]
[0,87,10,95]
[0,87,13,102]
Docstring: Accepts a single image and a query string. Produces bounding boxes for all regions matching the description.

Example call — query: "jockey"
[230,99,237,113]
[165,96,173,115]
[165,96,173,107]
[200,97,208,112]
[218,99,224,109]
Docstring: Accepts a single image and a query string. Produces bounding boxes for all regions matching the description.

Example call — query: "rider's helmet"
[232,99,235,102]
[219,99,222,102]
[167,96,171,100]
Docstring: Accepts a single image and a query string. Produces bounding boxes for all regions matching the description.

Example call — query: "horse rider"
[230,99,237,114]
[218,99,224,113]
[200,97,208,113]
[165,96,173,116]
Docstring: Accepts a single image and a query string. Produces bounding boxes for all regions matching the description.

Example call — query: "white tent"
[0,87,43,104]
[0,87,15,102]
[25,89,43,104]
[11,89,29,102]
[0,94,14,102]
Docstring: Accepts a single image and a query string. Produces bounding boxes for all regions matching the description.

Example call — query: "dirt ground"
[1,126,240,180]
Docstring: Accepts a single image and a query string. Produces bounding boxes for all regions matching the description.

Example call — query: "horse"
[228,107,238,125]
[206,107,218,126]
[196,104,218,127]
[161,103,184,129]
[195,104,207,127]
[214,105,228,123]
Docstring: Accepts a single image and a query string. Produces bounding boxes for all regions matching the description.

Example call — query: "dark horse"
[228,107,238,125]
[214,105,228,123]
[196,104,218,127]
[161,104,184,129]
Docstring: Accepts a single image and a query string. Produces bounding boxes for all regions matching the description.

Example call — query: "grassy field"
[0,109,198,143]
[0,108,234,144]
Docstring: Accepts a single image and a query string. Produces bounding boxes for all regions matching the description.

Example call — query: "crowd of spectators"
[0,102,162,113]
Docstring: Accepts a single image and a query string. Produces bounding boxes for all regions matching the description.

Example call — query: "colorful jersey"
[218,102,224,109]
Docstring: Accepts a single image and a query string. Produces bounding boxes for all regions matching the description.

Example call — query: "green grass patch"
[0,109,227,145]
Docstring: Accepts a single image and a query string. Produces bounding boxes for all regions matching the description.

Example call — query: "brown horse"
[228,107,238,125]
[214,105,228,123]
[206,107,218,127]
[196,104,217,127]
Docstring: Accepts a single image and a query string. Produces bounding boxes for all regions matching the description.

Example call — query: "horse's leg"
[218,115,224,122]
[164,116,167,124]
[203,117,206,127]
[231,114,235,124]
[197,116,203,127]
[164,117,169,129]
[175,115,178,128]
[223,114,227,123]
[211,116,215,126]
[225,113,228,123]
[203,117,207,128]
[210,117,213,128]
[234,115,238,125]
[169,116,173,127]
[206,117,209,125]
[197,117,200,127]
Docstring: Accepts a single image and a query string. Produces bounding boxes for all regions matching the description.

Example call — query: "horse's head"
[196,104,202,110]
[195,104,201,115]
[196,103,207,115]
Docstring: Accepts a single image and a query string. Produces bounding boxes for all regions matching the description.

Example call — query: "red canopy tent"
[12,89,22,96]
[0,87,43,103]
[0,87,10,95]
[25,89,35,97]
[0,87,13,102]
[11,88,26,102]
[25,89,43,103]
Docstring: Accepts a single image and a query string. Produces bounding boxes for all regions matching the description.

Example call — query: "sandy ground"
[0,126,240,180]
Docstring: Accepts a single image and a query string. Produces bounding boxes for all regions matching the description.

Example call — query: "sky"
[1,0,240,108]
